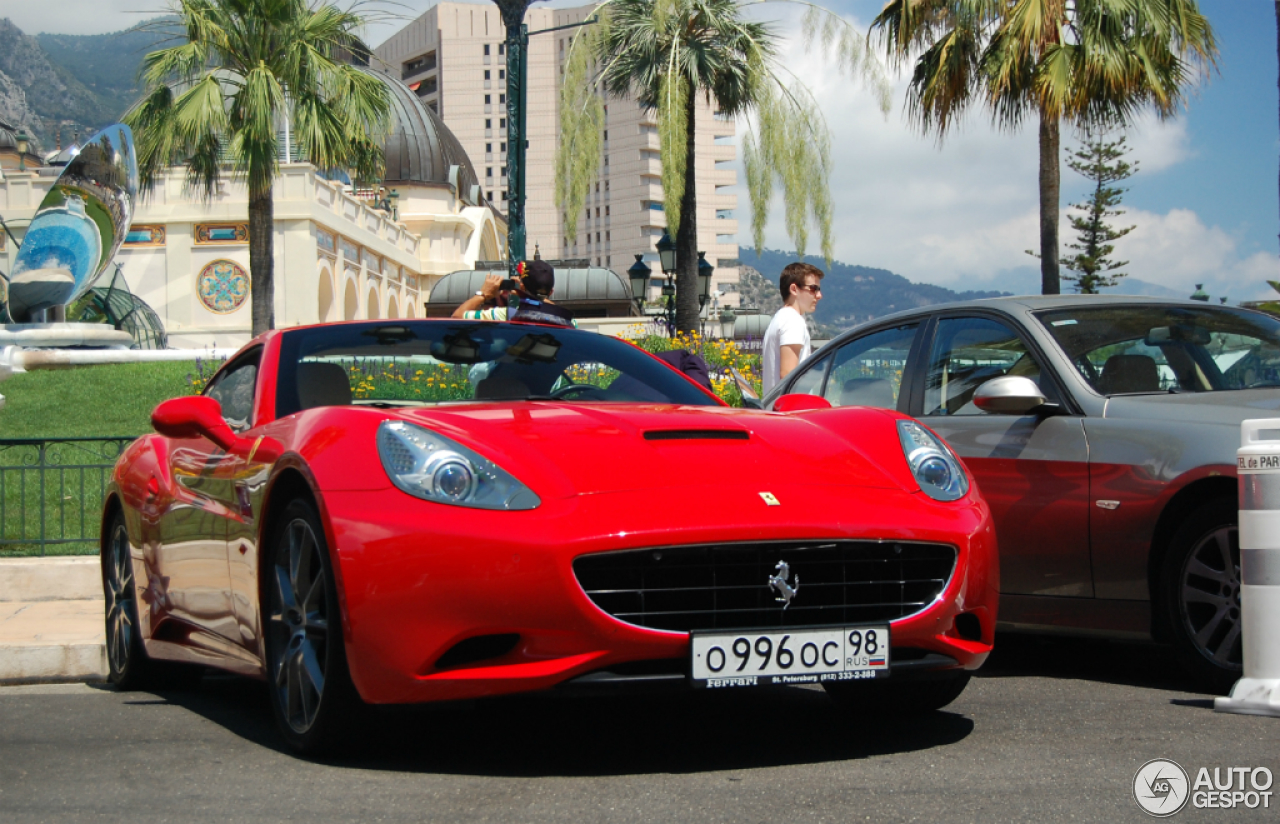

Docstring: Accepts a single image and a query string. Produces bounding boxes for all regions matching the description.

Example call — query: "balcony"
[401,52,437,80]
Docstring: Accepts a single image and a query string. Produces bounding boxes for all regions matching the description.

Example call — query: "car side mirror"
[973,376,1048,416]
[773,394,833,413]
[151,396,281,462]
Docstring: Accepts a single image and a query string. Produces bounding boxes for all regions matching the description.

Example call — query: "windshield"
[275,321,719,417]
[1035,305,1280,395]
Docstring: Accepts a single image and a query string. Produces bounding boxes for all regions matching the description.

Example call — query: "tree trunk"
[675,89,700,335]
[249,186,275,336]
[1038,109,1061,295]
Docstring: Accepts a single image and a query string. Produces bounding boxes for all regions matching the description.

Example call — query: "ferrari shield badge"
[758,492,780,506]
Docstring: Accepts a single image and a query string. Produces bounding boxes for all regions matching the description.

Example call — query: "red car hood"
[393,403,911,499]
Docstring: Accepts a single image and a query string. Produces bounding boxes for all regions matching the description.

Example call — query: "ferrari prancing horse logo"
[769,561,799,609]
[759,491,780,506]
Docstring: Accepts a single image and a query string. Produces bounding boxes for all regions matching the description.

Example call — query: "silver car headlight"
[377,421,540,510]
[897,420,969,502]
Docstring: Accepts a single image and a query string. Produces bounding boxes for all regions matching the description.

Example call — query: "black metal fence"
[0,437,134,556]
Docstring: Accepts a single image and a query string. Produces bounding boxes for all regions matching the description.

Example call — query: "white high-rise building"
[373,1,741,304]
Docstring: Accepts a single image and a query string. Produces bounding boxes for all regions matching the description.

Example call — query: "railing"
[0,437,134,556]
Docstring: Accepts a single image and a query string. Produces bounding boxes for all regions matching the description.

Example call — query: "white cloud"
[730,10,1269,300]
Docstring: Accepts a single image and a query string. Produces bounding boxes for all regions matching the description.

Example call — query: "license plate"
[690,625,890,688]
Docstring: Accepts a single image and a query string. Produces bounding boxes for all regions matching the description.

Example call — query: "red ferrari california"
[101,319,997,754]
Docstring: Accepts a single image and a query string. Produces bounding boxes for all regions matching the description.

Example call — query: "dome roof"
[0,119,40,155]
[364,70,481,204]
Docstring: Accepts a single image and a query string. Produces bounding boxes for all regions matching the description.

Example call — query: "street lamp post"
[15,132,30,172]
[656,230,678,336]
[696,251,713,336]
[494,1,594,280]
[626,254,651,315]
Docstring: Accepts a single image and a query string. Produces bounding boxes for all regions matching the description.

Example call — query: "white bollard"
[1215,419,1280,717]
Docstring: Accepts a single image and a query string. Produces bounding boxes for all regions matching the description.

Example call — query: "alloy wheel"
[104,520,134,676]
[1178,523,1243,671]
[268,517,330,734]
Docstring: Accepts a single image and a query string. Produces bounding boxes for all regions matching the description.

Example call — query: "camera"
[499,278,518,291]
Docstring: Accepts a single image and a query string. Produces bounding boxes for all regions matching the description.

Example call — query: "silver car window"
[1036,305,1280,394]
[924,317,1045,416]
[821,324,917,410]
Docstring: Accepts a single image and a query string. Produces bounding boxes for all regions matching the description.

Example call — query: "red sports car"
[101,319,997,754]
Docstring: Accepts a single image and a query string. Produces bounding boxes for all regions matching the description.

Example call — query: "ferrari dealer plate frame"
[689,624,891,688]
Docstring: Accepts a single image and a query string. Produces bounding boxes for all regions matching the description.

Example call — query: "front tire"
[824,673,971,717]
[1160,498,1243,692]
[102,510,202,690]
[264,498,358,756]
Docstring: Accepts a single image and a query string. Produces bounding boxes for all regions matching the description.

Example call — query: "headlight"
[377,421,540,510]
[897,420,969,502]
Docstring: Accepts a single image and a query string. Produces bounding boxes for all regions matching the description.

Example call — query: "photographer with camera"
[451,260,575,327]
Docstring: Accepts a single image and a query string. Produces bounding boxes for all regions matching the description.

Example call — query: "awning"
[408,81,421,91]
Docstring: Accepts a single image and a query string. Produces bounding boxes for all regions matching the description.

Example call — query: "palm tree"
[558,0,889,333]
[125,0,390,335]
[871,0,1216,295]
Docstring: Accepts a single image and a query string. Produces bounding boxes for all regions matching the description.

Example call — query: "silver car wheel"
[1178,524,1242,670]
[268,517,330,735]
[105,520,134,676]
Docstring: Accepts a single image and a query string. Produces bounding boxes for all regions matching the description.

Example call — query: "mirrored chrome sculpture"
[6,124,138,323]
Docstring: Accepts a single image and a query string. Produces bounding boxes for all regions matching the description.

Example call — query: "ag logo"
[1134,759,1190,817]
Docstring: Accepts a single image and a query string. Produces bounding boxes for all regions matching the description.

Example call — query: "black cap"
[519,259,555,298]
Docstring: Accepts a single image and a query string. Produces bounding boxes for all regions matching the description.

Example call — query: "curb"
[0,643,107,684]
[1,558,107,684]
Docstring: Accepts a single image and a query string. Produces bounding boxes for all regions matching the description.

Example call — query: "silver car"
[764,295,1280,688]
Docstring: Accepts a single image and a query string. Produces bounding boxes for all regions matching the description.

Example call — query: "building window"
[502,191,508,200]
[500,142,506,152]
[500,166,507,176]
[499,43,505,55]
[605,180,610,192]
[603,130,608,140]
[605,231,610,241]
[500,94,506,104]
[486,143,492,152]
[595,232,600,242]
[607,255,611,266]
[559,38,564,52]
[595,208,600,218]
[499,69,505,80]
[484,44,490,55]
[484,94,491,104]
[485,118,491,129]
[500,118,506,128]
[604,155,609,166]
[486,167,493,178]
[488,190,494,201]
[484,70,491,80]
[605,205,610,216]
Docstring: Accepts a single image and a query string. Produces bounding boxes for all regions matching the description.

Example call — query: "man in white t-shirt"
[761,261,824,395]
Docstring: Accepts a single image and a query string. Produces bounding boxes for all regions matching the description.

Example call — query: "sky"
[1,0,1275,301]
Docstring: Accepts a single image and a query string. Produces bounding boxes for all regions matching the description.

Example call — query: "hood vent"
[643,429,749,441]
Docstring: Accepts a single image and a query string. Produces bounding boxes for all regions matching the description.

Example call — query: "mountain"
[35,21,173,127]
[736,248,1010,335]
[0,18,118,151]
[0,18,168,154]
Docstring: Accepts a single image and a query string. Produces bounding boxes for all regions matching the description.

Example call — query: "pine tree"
[1060,132,1137,294]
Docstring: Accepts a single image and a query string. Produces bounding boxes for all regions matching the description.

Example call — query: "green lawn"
[0,361,203,438]
[1,361,209,557]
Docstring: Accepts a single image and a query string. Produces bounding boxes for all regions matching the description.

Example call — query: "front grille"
[573,540,957,633]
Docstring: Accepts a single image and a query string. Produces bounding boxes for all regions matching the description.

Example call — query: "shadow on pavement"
[979,633,1212,694]
[155,675,975,776]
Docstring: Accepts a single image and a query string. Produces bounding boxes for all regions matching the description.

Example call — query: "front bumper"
[322,482,998,704]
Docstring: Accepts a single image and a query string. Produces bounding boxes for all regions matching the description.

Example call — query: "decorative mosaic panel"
[197,259,251,314]
[195,223,249,244]
[123,225,166,246]
[314,228,336,254]
[361,248,382,274]
[339,237,359,261]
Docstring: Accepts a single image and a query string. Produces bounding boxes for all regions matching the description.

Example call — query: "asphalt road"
[1,635,1277,824]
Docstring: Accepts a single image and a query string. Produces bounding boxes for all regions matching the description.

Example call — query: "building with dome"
[0,73,506,348]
